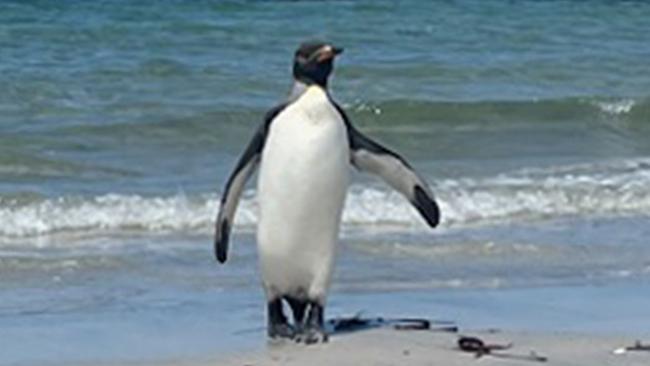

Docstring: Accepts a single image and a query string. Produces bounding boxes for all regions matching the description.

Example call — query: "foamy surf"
[592,99,636,115]
[2,158,649,240]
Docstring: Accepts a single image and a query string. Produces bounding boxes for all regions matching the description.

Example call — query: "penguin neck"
[288,80,328,102]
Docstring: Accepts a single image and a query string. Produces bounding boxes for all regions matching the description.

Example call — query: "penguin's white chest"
[257,86,349,300]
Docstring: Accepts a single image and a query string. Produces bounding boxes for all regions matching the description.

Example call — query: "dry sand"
[214,328,649,366]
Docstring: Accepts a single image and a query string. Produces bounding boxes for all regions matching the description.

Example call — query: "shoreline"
[5,281,650,366]
[216,327,649,366]
[212,281,650,366]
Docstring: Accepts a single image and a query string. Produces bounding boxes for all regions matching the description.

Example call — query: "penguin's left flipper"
[214,129,262,263]
[214,103,287,263]
[346,123,441,228]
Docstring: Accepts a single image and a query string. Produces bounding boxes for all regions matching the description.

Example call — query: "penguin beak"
[317,45,344,62]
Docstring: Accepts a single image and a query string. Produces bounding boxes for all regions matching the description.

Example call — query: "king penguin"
[214,41,440,344]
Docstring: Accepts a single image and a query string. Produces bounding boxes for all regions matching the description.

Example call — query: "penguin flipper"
[346,123,441,228]
[215,104,287,263]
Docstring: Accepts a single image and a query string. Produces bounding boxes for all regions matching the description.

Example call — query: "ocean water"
[2,0,650,364]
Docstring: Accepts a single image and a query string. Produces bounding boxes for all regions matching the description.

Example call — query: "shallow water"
[1,1,650,364]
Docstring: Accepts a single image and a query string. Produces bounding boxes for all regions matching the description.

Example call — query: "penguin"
[214,41,440,344]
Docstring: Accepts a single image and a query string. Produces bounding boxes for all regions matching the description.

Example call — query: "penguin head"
[293,41,343,88]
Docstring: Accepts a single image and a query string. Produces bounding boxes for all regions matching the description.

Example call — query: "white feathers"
[257,86,349,302]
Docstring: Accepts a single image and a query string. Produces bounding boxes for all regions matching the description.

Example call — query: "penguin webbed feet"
[294,301,329,344]
[268,322,297,340]
[295,325,329,344]
[268,298,297,340]
[268,297,329,344]
[268,322,328,344]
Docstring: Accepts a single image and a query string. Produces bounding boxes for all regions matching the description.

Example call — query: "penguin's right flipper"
[344,121,440,228]
[214,104,287,263]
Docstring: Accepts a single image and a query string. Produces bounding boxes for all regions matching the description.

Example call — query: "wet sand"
[217,327,649,366]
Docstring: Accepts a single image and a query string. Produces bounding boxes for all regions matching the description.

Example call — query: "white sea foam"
[0,194,218,238]
[593,99,636,115]
[1,159,649,239]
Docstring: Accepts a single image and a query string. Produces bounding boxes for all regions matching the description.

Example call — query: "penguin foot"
[268,323,296,340]
[295,327,329,345]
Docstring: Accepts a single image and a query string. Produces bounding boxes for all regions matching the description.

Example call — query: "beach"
[219,329,648,366]
[2,1,650,365]
[218,282,650,366]
[6,280,650,365]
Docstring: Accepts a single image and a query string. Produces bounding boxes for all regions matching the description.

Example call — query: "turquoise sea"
[1,1,650,364]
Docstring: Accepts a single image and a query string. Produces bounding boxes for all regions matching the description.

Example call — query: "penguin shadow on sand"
[327,313,458,336]
[262,311,459,345]
[234,312,457,345]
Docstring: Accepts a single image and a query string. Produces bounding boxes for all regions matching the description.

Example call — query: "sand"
[215,328,649,366]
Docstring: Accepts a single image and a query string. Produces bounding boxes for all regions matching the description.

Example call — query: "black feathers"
[293,41,342,88]
[413,185,440,228]
[215,219,230,263]
[333,101,441,229]
[213,103,288,264]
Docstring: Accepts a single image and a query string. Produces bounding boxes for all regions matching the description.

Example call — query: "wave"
[3,96,645,179]
[27,96,649,145]
[592,99,636,115]
[343,96,649,125]
[1,158,649,239]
